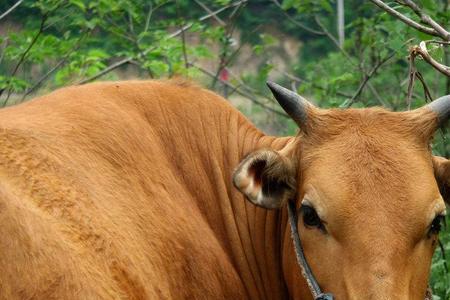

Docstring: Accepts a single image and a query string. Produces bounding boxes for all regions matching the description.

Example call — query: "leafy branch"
[78,0,248,84]
[369,0,449,40]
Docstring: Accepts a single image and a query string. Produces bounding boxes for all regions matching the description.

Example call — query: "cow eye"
[300,205,325,231]
[429,215,445,235]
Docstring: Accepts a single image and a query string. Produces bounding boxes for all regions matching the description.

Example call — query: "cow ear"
[433,156,450,204]
[233,149,296,209]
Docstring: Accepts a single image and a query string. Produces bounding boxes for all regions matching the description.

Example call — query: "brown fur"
[0,80,447,299]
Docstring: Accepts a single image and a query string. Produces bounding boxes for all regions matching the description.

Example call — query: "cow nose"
[343,267,411,300]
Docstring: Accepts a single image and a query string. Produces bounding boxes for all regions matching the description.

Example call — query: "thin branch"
[411,41,450,77]
[406,53,416,109]
[78,57,131,84]
[345,51,396,107]
[190,63,288,118]
[138,2,158,42]
[193,0,225,26]
[9,15,46,80]
[21,32,90,101]
[314,16,354,64]
[21,59,65,100]
[367,82,392,108]
[271,0,325,36]
[0,37,9,66]
[280,70,353,98]
[78,0,247,84]
[127,7,135,35]
[1,13,48,105]
[210,1,246,88]
[399,0,450,41]
[176,0,189,69]
[424,40,450,46]
[369,0,441,38]
[0,0,24,21]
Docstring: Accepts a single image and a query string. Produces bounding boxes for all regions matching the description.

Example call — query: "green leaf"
[69,0,86,11]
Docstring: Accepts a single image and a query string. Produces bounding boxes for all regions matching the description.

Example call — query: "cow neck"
[154,96,294,299]
[225,120,294,300]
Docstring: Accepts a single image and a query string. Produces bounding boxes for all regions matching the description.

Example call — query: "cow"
[0,79,448,299]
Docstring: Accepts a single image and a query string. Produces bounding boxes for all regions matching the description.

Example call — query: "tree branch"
[271,0,325,36]
[280,70,353,98]
[193,0,225,26]
[190,63,288,117]
[0,0,24,21]
[344,51,396,107]
[399,0,450,41]
[411,41,450,77]
[1,13,48,105]
[21,32,90,101]
[369,0,440,37]
[176,0,189,69]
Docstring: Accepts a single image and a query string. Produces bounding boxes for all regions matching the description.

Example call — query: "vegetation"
[0,0,449,297]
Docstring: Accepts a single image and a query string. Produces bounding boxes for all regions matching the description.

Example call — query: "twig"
[345,51,396,107]
[127,7,135,35]
[280,70,353,98]
[21,32,90,101]
[410,41,450,77]
[0,37,8,66]
[399,0,450,41]
[368,82,392,108]
[193,0,225,26]
[0,0,24,21]
[369,0,440,38]
[210,1,246,88]
[190,63,288,118]
[1,13,48,105]
[271,0,325,36]
[176,0,189,69]
[78,0,247,84]
[424,40,450,46]
[314,15,354,64]
[407,52,416,109]
[143,3,153,35]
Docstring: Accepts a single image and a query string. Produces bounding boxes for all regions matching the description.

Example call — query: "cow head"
[233,82,449,299]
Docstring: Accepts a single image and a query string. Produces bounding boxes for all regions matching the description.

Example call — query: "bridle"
[287,199,334,300]
[287,199,435,300]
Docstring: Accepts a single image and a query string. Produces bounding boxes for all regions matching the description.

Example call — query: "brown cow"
[0,80,448,299]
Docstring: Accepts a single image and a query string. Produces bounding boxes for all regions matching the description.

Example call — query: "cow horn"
[267,81,313,129]
[424,95,450,126]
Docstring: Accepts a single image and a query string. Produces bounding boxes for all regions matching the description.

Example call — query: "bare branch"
[410,41,450,77]
[194,0,225,26]
[345,51,396,107]
[369,0,439,37]
[21,32,90,101]
[314,15,355,64]
[190,63,288,118]
[176,0,189,69]
[0,0,24,21]
[280,70,353,98]
[399,0,450,41]
[367,83,392,108]
[1,13,47,105]
[210,1,246,88]
[0,37,8,66]
[78,57,131,84]
[271,0,325,36]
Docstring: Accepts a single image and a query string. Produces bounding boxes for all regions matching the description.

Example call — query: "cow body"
[0,81,289,299]
[1,80,449,300]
